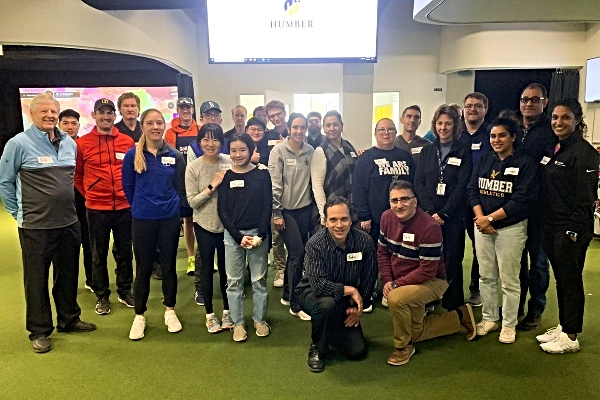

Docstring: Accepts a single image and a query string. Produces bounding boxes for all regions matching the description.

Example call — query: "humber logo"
[284,0,300,15]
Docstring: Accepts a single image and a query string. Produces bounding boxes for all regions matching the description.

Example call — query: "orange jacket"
[75,126,135,210]
[164,118,198,150]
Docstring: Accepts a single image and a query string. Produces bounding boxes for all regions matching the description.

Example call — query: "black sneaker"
[517,312,541,331]
[118,292,135,308]
[307,344,324,373]
[95,298,110,315]
[151,262,163,280]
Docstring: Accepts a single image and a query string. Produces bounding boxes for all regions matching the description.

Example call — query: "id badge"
[436,183,446,196]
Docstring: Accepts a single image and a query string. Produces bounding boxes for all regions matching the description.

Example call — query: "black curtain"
[547,69,580,117]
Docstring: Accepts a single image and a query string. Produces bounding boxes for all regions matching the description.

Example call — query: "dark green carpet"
[0,208,598,399]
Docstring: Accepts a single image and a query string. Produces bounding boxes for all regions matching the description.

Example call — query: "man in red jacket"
[75,98,135,315]
[378,180,475,366]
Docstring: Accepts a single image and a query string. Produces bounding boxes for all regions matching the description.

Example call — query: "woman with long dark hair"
[122,109,186,340]
[467,115,538,344]
[186,123,233,333]
[536,99,598,353]
[268,113,314,321]
[218,133,273,342]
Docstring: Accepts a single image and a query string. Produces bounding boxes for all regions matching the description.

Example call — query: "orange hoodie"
[164,118,198,154]
[75,126,135,211]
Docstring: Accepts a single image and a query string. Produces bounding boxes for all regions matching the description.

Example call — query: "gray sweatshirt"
[185,154,232,233]
[268,139,314,219]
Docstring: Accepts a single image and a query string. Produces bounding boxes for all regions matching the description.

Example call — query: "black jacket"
[517,113,554,163]
[414,139,472,221]
[541,132,599,233]
[467,149,538,229]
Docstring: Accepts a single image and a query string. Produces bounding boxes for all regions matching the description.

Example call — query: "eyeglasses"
[308,119,320,124]
[203,112,221,119]
[268,111,285,120]
[376,128,397,134]
[520,97,546,104]
[464,104,485,110]
[247,127,265,133]
[389,196,415,205]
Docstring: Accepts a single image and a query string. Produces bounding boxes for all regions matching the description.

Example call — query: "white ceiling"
[413,0,600,25]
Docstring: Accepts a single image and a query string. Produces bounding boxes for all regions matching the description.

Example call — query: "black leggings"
[194,223,228,314]
[280,205,312,313]
[132,215,180,315]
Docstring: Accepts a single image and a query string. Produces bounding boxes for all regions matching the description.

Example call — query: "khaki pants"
[387,278,460,348]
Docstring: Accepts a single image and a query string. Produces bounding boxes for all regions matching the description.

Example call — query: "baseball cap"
[94,98,116,112]
[177,97,194,107]
[200,101,222,115]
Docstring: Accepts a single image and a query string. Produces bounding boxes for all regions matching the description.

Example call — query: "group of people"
[0,84,596,374]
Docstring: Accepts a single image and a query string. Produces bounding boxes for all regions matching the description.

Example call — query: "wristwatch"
[391,281,397,289]
[207,184,214,191]
[487,215,494,223]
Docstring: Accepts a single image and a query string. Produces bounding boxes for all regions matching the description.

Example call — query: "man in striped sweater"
[296,196,378,373]
[378,180,476,366]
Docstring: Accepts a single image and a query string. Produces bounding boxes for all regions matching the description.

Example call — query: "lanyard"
[435,145,451,183]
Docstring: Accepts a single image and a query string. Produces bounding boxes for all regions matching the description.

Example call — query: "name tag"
[504,167,519,175]
[471,143,481,150]
[268,140,278,146]
[219,163,231,171]
[286,159,297,166]
[448,157,462,166]
[350,152,357,158]
[540,156,551,165]
[403,233,415,242]
[161,156,176,166]
[347,252,362,261]
[436,183,446,196]
[230,180,245,188]
[37,156,53,164]
[411,147,423,154]
[115,152,125,160]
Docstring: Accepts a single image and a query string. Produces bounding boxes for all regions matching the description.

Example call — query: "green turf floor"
[0,208,599,400]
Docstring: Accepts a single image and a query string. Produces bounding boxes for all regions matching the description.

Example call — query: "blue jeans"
[224,229,269,326]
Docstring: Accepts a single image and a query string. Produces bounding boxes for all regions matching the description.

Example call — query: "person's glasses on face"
[520,97,546,104]
[247,127,265,133]
[268,111,284,120]
[308,119,320,124]
[204,112,221,119]
[464,104,485,110]
[376,128,397,135]
[389,196,415,205]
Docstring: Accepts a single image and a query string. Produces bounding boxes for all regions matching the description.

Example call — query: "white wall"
[0,0,197,75]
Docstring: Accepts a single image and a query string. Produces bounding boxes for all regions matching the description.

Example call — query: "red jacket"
[75,126,135,210]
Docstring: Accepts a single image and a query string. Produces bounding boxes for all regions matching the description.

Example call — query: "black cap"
[94,98,116,112]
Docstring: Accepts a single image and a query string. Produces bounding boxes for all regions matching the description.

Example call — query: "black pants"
[74,190,92,285]
[194,223,228,314]
[466,207,480,293]
[280,205,312,312]
[441,217,465,310]
[18,223,82,340]
[518,210,550,316]
[541,225,591,334]
[87,208,133,299]
[298,288,366,358]
[132,215,180,314]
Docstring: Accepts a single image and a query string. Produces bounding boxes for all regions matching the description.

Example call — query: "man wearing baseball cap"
[164,97,204,279]
[75,98,135,315]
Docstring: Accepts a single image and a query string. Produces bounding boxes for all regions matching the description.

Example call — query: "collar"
[143,140,171,156]
[31,124,65,141]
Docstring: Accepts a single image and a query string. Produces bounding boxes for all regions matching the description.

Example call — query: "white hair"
[30,94,60,113]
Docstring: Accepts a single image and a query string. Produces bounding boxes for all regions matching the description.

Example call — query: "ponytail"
[134,134,147,173]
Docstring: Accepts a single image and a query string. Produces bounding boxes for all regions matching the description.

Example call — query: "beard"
[308,126,321,136]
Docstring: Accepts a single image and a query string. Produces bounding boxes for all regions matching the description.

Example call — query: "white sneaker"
[499,326,516,344]
[289,308,311,321]
[206,313,222,334]
[536,324,562,344]
[363,304,373,314]
[129,315,145,340]
[476,320,499,336]
[540,332,580,354]
[273,271,284,288]
[164,310,182,333]
[221,311,234,330]
[280,298,290,306]
[381,297,388,308]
